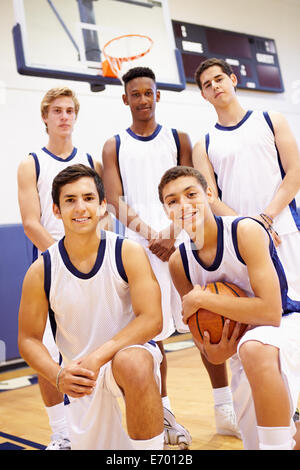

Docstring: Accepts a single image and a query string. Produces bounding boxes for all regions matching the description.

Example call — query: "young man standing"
[18,164,164,450]
[102,67,194,448]
[193,58,300,297]
[159,165,300,450]
[17,87,104,450]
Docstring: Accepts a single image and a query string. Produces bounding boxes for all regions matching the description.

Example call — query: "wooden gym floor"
[1,333,297,451]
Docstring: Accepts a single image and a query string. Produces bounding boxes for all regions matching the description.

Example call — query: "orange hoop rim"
[102,33,153,64]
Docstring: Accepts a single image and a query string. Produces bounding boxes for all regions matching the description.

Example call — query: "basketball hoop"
[102,34,153,79]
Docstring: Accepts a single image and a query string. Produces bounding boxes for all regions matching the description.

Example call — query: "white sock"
[162,396,173,413]
[129,431,164,450]
[212,386,233,407]
[45,403,69,440]
[257,426,295,450]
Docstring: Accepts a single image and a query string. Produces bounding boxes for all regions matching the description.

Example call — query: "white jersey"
[179,216,300,315]
[30,147,94,256]
[117,125,180,246]
[115,125,188,338]
[206,110,300,236]
[43,231,139,365]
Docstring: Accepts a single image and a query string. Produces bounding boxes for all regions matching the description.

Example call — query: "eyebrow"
[164,185,198,200]
[202,74,223,88]
[63,192,96,198]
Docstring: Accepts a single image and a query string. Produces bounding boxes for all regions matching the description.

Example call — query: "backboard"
[12,0,186,92]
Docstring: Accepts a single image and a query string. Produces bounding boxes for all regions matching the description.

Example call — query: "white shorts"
[230,312,300,450]
[42,316,60,363]
[64,342,162,450]
[146,249,189,341]
[276,231,300,298]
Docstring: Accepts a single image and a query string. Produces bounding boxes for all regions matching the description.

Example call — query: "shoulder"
[265,110,287,132]
[102,136,118,160]
[235,217,270,257]
[17,154,37,182]
[168,247,183,273]
[23,256,45,289]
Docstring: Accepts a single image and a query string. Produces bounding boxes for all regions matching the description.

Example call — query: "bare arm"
[178,131,193,167]
[102,137,156,240]
[264,111,300,220]
[192,138,236,216]
[78,240,163,373]
[182,219,282,327]
[18,259,96,397]
[17,156,56,252]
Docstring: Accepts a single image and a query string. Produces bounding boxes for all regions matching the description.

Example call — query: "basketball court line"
[0,432,45,450]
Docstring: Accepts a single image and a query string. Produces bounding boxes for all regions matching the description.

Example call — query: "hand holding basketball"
[186,281,248,344]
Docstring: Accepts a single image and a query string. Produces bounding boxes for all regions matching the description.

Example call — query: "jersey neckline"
[58,231,106,279]
[126,124,162,141]
[190,216,224,271]
[215,110,253,131]
[42,146,77,162]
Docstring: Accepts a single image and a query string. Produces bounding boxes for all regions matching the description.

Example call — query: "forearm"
[112,197,156,241]
[88,313,162,368]
[23,220,56,252]
[189,292,281,326]
[210,198,237,217]
[264,170,300,220]
[19,337,60,386]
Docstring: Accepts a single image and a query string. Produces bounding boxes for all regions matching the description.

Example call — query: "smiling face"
[162,175,212,242]
[199,65,237,107]
[122,76,160,122]
[53,176,106,235]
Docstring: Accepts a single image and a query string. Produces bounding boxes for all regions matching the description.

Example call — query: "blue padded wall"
[0,224,33,363]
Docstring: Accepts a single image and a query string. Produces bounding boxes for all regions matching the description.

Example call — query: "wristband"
[56,367,64,392]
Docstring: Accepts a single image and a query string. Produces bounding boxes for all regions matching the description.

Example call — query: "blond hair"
[41,87,80,132]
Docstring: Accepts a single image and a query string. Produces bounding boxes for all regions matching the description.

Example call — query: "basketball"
[187,281,248,344]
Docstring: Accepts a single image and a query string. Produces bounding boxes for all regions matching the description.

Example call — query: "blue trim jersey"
[205,110,300,236]
[179,216,300,316]
[30,147,94,260]
[42,231,140,365]
[116,125,180,245]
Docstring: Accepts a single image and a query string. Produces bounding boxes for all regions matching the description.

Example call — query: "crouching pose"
[159,165,300,450]
[18,164,164,450]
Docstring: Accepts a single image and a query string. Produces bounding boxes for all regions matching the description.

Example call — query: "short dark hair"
[122,67,156,91]
[158,166,208,203]
[194,58,234,90]
[52,164,105,207]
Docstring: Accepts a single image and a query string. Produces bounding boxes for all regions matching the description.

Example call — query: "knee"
[239,340,280,379]
[112,347,155,391]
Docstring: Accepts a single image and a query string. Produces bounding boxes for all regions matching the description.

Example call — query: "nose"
[74,197,86,213]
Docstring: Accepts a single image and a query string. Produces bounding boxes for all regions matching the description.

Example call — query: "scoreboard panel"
[172,21,284,92]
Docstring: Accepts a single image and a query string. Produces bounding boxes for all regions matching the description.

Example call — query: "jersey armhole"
[115,236,128,283]
[178,243,192,283]
[171,129,180,165]
[29,152,40,181]
[86,153,94,169]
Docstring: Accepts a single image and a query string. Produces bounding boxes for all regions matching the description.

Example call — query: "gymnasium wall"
[0,0,300,364]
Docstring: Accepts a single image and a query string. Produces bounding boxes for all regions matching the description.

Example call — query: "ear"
[156,89,161,103]
[230,73,238,88]
[122,93,129,106]
[98,199,107,218]
[206,185,217,205]
[52,203,62,219]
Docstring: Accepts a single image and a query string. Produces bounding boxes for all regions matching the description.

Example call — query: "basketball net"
[102,34,153,80]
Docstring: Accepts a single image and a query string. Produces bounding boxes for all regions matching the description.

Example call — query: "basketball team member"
[102,66,194,447]
[193,58,300,298]
[18,164,164,450]
[17,87,104,450]
[159,166,300,450]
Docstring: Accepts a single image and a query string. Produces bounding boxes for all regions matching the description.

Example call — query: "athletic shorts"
[230,312,300,450]
[64,342,162,450]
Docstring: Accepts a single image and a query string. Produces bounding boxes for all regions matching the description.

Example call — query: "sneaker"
[214,404,241,439]
[45,434,71,450]
[163,407,192,449]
